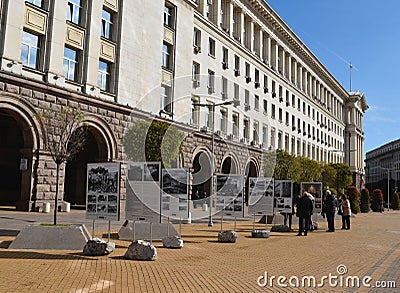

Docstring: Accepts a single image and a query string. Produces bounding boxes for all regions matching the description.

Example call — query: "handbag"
[338,205,343,215]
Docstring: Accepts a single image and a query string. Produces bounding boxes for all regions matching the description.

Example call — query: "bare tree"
[37,105,87,224]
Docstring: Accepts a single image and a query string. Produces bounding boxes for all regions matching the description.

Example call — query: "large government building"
[365,139,400,198]
[0,0,368,210]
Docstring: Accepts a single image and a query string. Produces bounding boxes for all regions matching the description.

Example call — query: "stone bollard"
[124,240,157,261]
[251,230,270,238]
[218,230,238,243]
[83,238,115,256]
[162,236,183,249]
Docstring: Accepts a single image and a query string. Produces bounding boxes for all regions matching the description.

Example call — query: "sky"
[265,0,400,154]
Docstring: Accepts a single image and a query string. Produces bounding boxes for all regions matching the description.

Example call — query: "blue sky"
[266,0,400,153]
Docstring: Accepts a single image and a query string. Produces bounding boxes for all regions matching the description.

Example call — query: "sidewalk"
[1,209,399,292]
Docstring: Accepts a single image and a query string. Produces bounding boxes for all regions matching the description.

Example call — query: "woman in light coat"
[341,194,351,230]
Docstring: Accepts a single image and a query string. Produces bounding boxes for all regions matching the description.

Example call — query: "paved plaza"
[0,208,399,292]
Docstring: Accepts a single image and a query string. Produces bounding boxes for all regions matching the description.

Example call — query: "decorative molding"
[66,24,84,50]
[100,39,116,62]
[163,27,174,45]
[104,0,118,12]
[161,69,173,87]
[24,5,47,35]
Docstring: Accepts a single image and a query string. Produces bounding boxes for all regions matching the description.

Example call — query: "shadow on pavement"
[0,251,97,260]
[0,229,19,236]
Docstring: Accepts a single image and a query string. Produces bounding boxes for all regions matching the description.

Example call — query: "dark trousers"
[326,212,335,231]
[341,215,350,229]
[298,216,310,234]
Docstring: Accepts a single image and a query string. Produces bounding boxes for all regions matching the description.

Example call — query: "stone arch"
[243,157,260,204]
[191,147,212,201]
[83,114,118,161]
[220,152,240,174]
[0,95,43,209]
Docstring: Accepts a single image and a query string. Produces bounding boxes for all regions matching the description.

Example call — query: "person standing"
[296,192,314,236]
[307,193,315,231]
[341,194,351,230]
[322,190,338,232]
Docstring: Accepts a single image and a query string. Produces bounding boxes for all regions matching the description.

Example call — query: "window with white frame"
[21,30,41,70]
[262,125,267,146]
[193,28,201,49]
[67,0,82,25]
[234,55,240,74]
[234,83,239,103]
[98,60,111,91]
[101,8,113,40]
[162,42,173,69]
[192,62,200,81]
[243,119,249,141]
[253,121,259,144]
[222,47,228,68]
[222,77,228,99]
[164,2,175,29]
[160,85,172,114]
[206,104,214,129]
[254,95,259,111]
[207,70,215,93]
[263,99,268,115]
[244,90,250,107]
[63,46,79,82]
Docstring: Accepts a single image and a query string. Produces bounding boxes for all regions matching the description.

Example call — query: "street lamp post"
[193,100,234,227]
[380,167,392,211]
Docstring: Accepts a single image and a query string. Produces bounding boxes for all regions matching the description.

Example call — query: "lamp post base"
[208,217,213,227]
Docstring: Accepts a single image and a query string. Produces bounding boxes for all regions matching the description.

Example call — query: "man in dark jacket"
[296,192,314,236]
[322,190,338,232]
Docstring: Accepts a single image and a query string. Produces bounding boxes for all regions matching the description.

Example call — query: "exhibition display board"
[161,168,190,219]
[274,180,293,213]
[126,162,161,223]
[216,174,244,217]
[86,162,121,221]
[248,177,274,216]
[301,182,323,213]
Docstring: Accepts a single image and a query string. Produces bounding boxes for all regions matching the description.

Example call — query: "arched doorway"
[64,127,108,206]
[192,151,211,201]
[244,160,258,204]
[0,110,33,208]
[221,156,238,174]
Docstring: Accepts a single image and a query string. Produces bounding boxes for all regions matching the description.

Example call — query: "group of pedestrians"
[296,190,352,236]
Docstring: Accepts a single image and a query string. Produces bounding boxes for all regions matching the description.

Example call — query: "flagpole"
[349,62,352,91]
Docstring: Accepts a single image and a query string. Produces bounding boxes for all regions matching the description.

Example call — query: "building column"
[259,30,263,59]
[240,12,245,46]
[250,20,254,52]
[203,0,208,17]
[293,59,297,85]
[298,65,302,89]
[287,55,291,81]
[281,50,285,76]
[229,0,234,37]
[217,0,222,27]
[273,42,279,70]
[266,34,271,65]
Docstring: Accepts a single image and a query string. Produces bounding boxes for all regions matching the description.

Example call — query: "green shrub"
[391,192,400,210]
[371,189,384,212]
[346,186,360,214]
[360,188,370,213]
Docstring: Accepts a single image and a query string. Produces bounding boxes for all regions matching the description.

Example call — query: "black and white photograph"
[87,204,96,213]
[108,205,118,214]
[144,163,160,182]
[88,165,119,193]
[301,182,323,212]
[128,164,143,181]
[162,203,170,211]
[264,180,274,197]
[86,162,121,221]
[88,194,97,204]
[162,169,188,195]
[162,195,170,203]
[179,206,187,211]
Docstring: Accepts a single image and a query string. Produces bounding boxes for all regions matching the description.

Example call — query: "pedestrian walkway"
[0,209,399,292]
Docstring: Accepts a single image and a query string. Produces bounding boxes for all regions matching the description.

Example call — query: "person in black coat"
[322,190,338,232]
[296,192,314,236]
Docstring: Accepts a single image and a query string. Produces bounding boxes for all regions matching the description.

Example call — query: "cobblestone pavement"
[0,209,399,292]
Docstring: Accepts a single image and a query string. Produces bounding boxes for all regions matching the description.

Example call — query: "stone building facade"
[0,0,367,210]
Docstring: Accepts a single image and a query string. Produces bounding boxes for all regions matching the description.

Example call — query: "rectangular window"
[243,119,249,141]
[220,108,227,134]
[271,104,276,119]
[67,0,82,25]
[209,38,215,57]
[245,90,250,107]
[245,62,250,78]
[63,46,79,82]
[263,75,268,92]
[232,113,239,137]
[101,8,113,39]
[208,70,215,93]
[254,95,259,111]
[262,125,267,145]
[222,47,228,69]
[234,55,240,75]
[162,43,173,69]
[160,85,172,114]
[26,0,43,8]
[255,69,260,88]
[98,60,111,91]
[253,122,259,144]
[191,97,200,126]
[164,2,175,29]
[193,28,201,50]
[234,83,239,103]
[263,100,268,115]
[192,62,200,81]
[21,30,41,70]
[222,77,228,99]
